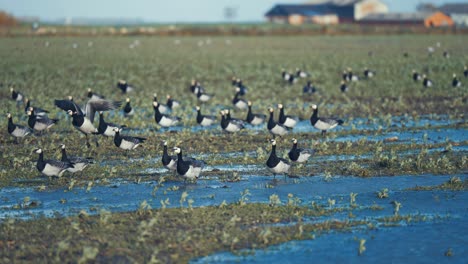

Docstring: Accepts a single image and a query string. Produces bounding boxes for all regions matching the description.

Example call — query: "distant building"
[438,3,468,27]
[360,12,454,27]
[265,0,388,25]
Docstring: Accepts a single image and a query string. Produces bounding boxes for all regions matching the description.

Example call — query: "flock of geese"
[5,51,466,182]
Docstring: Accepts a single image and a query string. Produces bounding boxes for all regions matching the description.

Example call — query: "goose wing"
[85,99,122,123]
[319,117,343,126]
[47,159,73,170]
[54,99,84,116]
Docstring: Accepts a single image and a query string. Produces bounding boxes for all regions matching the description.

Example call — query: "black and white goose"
[10,87,24,106]
[340,81,348,93]
[220,110,244,133]
[123,98,134,117]
[281,69,291,81]
[87,88,105,100]
[7,113,32,141]
[33,148,73,177]
[303,81,316,94]
[422,75,433,88]
[153,93,169,113]
[363,68,375,79]
[310,104,343,136]
[54,96,121,123]
[161,141,177,171]
[232,87,248,110]
[60,144,94,173]
[196,106,217,126]
[464,65,468,78]
[27,109,58,132]
[412,70,422,82]
[190,80,205,95]
[296,68,308,78]
[347,68,359,82]
[153,101,181,127]
[98,111,123,137]
[166,95,180,110]
[452,74,461,87]
[288,138,314,163]
[173,147,206,181]
[67,110,99,147]
[246,101,266,126]
[278,104,298,129]
[342,70,350,82]
[117,80,134,93]
[267,108,289,137]
[266,139,290,177]
[443,51,450,59]
[196,88,214,102]
[113,128,146,150]
[25,99,49,117]
[233,78,248,96]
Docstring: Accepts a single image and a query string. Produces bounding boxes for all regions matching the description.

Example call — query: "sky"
[0,0,465,23]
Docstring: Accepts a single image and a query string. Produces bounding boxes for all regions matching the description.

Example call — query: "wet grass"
[407,176,468,191]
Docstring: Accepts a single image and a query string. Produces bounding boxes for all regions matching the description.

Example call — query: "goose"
[25,99,49,117]
[267,108,289,137]
[54,96,121,123]
[117,80,134,93]
[7,113,32,142]
[363,68,375,78]
[422,75,433,88]
[33,148,73,177]
[310,104,343,136]
[196,88,214,102]
[233,78,248,96]
[67,110,99,148]
[60,144,94,173]
[123,98,134,117]
[412,70,422,82]
[166,95,180,110]
[10,87,24,106]
[288,138,314,163]
[87,88,105,100]
[190,80,205,95]
[278,104,298,129]
[340,81,348,93]
[246,101,266,126]
[113,128,146,150]
[161,141,177,171]
[342,70,350,82]
[173,147,206,181]
[196,106,217,126]
[443,51,450,59]
[347,68,359,81]
[153,101,181,127]
[231,76,238,86]
[98,111,124,137]
[452,74,461,87]
[220,110,244,133]
[153,93,169,113]
[27,109,58,132]
[225,109,245,126]
[232,87,248,110]
[281,69,291,81]
[464,65,467,78]
[296,68,308,78]
[266,139,290,177]
[303,81,316,94]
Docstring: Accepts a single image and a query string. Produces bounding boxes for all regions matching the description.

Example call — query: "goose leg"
[94,135,99,147]
[321,130,326,137]
[85,134,91,148]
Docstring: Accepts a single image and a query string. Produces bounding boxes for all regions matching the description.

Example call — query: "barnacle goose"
[452,74,461,87]
[267,108,289,137]
[422,75,433,88]
[153,101,181,127]
[98,111,124,137]
[54,96,121,123]
[196,106,217,126]
[117,80,134,93]
[225,109,245,125]
[67,110,99,147]
[296,68,308,78]
[412,70,422,82]
[342,70,350,82]
[233,78,248,96]
[266,139,290,176]
[153,93,169,113]
[190,79,205,94]
[123,98,134,117]
[220,110,244,133]
[161,141,177,171]
[310,104,343,136]
[10,87,24,106]
[7,113,32,141]
[196,89,214,102]
[113,128,146,150]
[464,65,467,78]
[363,68,375,78]
[347,68,359,81]
[33,148,73,177]
[246,101,266,125]
[303,81,316,94]
[232,87,248,110]
[173,147,206,181]
[60,144,94,173]
[288,138,314,163]
[443,51,450,59]
[281,69,291,81]
[27,109,58,132]
[340,81,348,93]
[25,99,49,117]
[166,95,180,110]
[278,103,298,129]
[87,88,105,100]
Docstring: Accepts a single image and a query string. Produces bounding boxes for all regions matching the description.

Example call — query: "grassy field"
[0,35,467,262]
